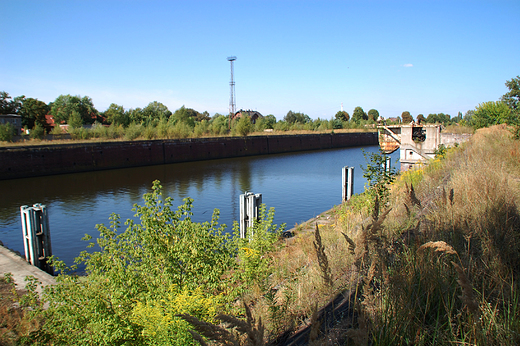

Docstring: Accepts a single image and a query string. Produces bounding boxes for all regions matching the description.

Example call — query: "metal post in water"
[239,192,262,238]
[20,204,53,275]
[342,166,354,202]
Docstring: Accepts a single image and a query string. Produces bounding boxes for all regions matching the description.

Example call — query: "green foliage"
[471,101,515,129]
[124,123,144,140]
[368,109,379,122]
[131,286,220,346]
[104,103,130,127]
[501,75,520,112]
[361,149,397,215]
[335,110,350,122]
[332,118,343,129]
[30,123,45,140]
[142,101,172,126]
[0,91,22,114]
[0,122,15,142]
[68,110,83,129]
[232,204,285,292]
[19,97,49,129]
[38,181,235,344]
[50,94,99,125]
[416,113,426,124]
[170,106,196,128]
[426,112,451,124]
[263,114,276,129]
[209,114,229,135]
[352,106,368,123]
[235,115,252,136]
[401,111,413,123]
[434,143,448,159]
[284,110,310,124]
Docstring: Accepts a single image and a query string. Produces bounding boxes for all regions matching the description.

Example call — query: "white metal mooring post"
[384,156,391,172]
[20,204,53,275]
[342,166,354,202]
[239,192,262,238]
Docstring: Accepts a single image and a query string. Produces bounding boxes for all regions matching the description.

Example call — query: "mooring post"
[384,156,391,172]
[342,166,354,202]
[20,204,53,275]
[239,191,262,238]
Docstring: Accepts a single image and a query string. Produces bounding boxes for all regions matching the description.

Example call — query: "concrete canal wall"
[0,132,377,180]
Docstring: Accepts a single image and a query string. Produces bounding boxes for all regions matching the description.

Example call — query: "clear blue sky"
[1,0,519,120]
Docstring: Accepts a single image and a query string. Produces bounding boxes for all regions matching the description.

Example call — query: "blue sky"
[1,0,519,120]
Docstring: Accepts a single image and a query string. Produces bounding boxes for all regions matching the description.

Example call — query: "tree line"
[1,75,519,142]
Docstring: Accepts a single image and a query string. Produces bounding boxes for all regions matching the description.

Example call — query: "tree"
[126,108,144,124]
[335,110,350,122]
[501,76,520,113]
[68,110,83,129]
[104,103,130,127]
[209,114,228,135]
[352,106,368,123]
[195,111,210,122]
[368,109,379,122]
[264,114,276,129]
[170,106,196,128]
[401,111,413,123]
[235,115,252,136]
[284,110,310,124]
[426,113,450,124]
[0,92,22,114]
[49,94,99,125]
[142,101,172,126]
[416,114,426,124]
[19,97,49,129]
[471,101,514,129]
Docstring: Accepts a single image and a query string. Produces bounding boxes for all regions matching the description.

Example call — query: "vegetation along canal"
[0,145,398,268]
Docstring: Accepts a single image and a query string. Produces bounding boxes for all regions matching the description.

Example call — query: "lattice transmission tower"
[227,56,237,116]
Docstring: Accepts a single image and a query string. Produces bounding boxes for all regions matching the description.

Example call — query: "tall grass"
[220,124,520,345]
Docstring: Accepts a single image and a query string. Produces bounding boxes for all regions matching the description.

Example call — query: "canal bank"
[0,244,55,294]
[0,132,377,180]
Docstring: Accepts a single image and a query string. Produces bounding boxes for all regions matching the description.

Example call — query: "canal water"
[0,145,397,268]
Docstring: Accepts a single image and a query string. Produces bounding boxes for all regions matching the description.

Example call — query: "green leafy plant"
[37,181,235,345]
[361,149,397,216]
[232,204,285,293]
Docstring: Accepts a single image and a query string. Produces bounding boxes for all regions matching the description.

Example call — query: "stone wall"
[0,132,377,180]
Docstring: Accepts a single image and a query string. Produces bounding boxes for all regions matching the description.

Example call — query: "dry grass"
[177,302,264,346]
[238,125,520,345]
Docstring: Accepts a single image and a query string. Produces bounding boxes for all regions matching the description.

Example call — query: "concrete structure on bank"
[0,245,56,295]
[0,132,377,180]
[378,124,472,170]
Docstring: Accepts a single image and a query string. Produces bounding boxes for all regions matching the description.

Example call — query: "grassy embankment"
[229,124,518,344]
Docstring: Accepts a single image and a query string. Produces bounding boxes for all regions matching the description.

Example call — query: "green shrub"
[30,123,45,140]
[124,123,144,140]
[234,115,252,136]
[0,123,15,142]
[37,181,236,345]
